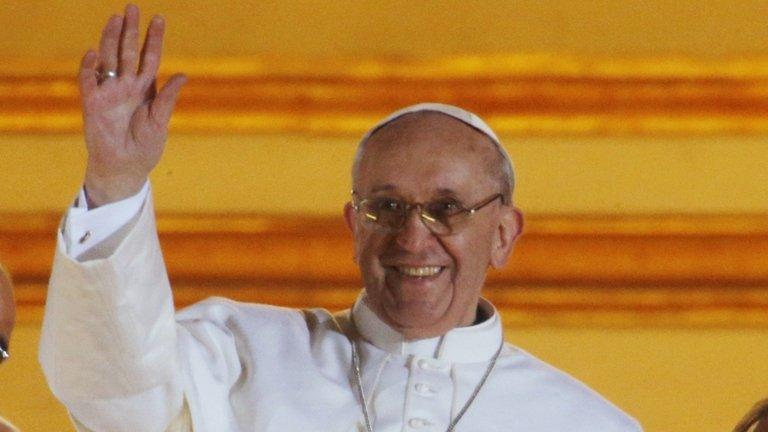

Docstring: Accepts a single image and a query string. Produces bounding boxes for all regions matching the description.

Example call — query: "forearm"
[40,192,183,432]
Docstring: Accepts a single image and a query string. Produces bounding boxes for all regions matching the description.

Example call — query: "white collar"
[351,293,504,363]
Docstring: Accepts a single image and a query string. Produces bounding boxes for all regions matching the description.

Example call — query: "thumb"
[149,73,187,128]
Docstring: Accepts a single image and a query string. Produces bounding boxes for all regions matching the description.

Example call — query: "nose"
[393,206,434,251]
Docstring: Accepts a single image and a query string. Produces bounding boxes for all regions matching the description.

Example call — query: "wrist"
[83,172,147,209]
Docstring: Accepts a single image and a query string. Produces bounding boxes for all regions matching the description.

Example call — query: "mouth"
[390,265,445,278]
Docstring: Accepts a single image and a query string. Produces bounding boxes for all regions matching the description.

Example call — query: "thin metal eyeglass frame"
[351,191,505,235]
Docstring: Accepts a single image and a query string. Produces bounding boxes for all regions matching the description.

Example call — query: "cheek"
[446,230,495,281]
[356,232,386,273]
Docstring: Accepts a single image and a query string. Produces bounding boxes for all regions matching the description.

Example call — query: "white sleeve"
[71,400,193,432]
[39,190,184,432]
[64,181,150,260]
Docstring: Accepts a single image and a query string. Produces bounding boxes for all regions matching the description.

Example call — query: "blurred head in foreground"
[0,264,14,363]
[734,398,768,432]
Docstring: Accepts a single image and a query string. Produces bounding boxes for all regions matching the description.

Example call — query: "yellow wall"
[1,133,767,215]
[4,0,768,59]
[0,323,70,432]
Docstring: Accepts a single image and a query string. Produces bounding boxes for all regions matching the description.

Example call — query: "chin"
[383,304,453,337]
[365,277,460,337]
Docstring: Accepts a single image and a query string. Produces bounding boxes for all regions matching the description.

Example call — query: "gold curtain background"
[1,1,768,431]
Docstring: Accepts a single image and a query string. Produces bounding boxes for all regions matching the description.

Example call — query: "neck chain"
[350,338,504,432]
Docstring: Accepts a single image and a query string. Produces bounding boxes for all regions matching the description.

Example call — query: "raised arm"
[81,3,185,208]
[40,6,190,432]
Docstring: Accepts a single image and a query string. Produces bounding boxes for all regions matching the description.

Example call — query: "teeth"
[397,266,442,277]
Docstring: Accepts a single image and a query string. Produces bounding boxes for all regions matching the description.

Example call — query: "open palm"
[81,5,186,207]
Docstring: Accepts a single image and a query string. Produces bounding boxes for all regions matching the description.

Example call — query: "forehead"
[356,112,499,194]
[364,111,493,152]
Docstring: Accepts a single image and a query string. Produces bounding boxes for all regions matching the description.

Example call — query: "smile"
[396,266,443,277]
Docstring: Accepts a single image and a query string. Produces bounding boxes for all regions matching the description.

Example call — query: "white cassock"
[39,184,642,432]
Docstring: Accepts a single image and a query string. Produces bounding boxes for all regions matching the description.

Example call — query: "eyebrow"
[434,188,460,196]
[367,185,462,197]
[369,184,397,194]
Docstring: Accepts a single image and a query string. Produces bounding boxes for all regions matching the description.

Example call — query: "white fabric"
[66,181,150,258]
[40,188,642,432]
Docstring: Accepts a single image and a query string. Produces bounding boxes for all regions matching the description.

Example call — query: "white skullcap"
[361,102,515,193]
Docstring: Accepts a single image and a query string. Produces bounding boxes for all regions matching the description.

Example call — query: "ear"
[343,202,359,263]
[344,202,357,234]
[490,206,523,269]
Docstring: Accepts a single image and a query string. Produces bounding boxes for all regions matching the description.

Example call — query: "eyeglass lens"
[357,193,502,235]
[360,198,459,235]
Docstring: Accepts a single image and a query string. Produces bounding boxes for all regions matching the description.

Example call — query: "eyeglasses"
[351,192,504,236]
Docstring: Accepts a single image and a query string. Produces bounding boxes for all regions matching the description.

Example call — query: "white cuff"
[64,181,150,259]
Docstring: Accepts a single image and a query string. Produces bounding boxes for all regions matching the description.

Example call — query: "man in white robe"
[39,5,642,432]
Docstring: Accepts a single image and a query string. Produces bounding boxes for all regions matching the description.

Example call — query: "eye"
[372,197,403,213]
[427,199,462,217]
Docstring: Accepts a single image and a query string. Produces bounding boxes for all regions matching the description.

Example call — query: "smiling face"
[345,112,522,339]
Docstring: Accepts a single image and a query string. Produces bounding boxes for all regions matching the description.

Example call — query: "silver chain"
[351,338,504,432]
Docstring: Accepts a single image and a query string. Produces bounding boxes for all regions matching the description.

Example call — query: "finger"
[78,50,99,98]
[139,15,165,80]
[98,15,123,75]
[118,4,140,75]
[149,74,187,127]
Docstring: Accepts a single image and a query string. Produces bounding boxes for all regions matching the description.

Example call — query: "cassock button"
[417,358,446,371]
[414,383,436,397]
[408,418,431,429]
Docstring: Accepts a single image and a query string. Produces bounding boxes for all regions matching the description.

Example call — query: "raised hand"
[80,4,186,208]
